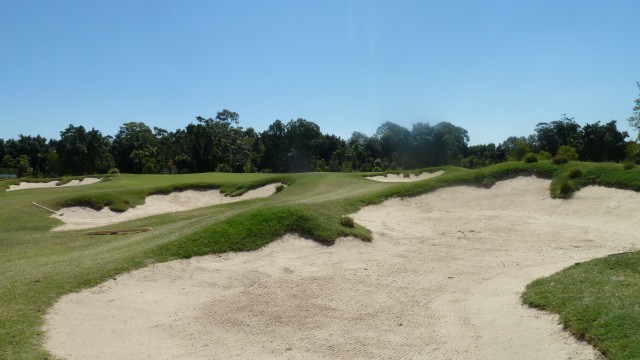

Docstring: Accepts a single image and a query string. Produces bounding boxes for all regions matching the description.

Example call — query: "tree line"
[2,85,639,177]
[0,110,470,177]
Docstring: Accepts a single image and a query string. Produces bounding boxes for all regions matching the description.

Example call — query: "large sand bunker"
[367,170,444,182]
[52,183,284,231]
[45,176,640,359]
[7,177,102,191]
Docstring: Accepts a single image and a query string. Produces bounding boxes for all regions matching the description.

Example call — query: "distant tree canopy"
[3,83,640,177]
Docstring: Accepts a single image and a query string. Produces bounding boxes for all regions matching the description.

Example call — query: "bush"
[537,151,553,160]
[340,216,355,228]
[568,168,582,179]
[552,155,568,165]
[623,161,636,170]
[275,184,285,193]
[108,168,120,174]
[523,153,538,163]
[556,145,579,161]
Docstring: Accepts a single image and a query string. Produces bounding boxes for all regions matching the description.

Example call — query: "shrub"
[623,161,636,170]
[340,216,355,228]
[523,153,538,163]
[108,168,120,174]
[537,151,553,160]
[552,155,568,165]
[568,168,582,179]
[275,184,285,193]
[556,145,579,161]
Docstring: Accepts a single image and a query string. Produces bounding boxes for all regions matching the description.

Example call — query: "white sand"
[45,176,640,359]
[367,170,444,182]
[7,178,102,191]
[51,183,284,231]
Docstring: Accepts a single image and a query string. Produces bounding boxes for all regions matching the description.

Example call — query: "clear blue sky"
[1,0,639,145]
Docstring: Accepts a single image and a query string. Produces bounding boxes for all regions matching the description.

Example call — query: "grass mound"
[523,252,640,360]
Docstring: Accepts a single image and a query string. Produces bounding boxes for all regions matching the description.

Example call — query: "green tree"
[579,120,628,162]
[112,122,157,173]
[627,82,640,139]
[57,125,113,175]
[377,122,411,167]
[534,115,582,155]
[285,118,322,172]
[501,136,532,161]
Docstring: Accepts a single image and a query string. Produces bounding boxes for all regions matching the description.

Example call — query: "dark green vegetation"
[2,161,640,359]
[2,91,639,179]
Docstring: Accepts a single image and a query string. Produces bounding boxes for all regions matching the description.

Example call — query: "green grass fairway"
[1,163,640,359]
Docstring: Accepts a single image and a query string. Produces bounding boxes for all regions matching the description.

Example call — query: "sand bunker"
[46,176,640,359]
[52,183,284,231]
[367,170,444,182]
[7,178,102,191]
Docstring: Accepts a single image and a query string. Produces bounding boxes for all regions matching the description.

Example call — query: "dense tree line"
[460,116,630,168]
[2,85,639,177]
[0,110,470,177]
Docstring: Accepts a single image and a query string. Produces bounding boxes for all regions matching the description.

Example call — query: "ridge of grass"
[2,162,640,358]
[49,173,288,212]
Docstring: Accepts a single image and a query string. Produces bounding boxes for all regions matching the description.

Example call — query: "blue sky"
[1,0,639,145]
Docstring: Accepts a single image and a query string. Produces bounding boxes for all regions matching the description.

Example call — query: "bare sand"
[7,177,102,191]
[45,176,640,359]
[367,170,444,182]
[52,183,284,231]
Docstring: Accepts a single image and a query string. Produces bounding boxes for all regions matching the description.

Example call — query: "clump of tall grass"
[340,216,355,228]
[567,168,582,179]
[552,155,568,165]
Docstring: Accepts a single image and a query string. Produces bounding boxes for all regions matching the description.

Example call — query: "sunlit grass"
[2,162,640,358]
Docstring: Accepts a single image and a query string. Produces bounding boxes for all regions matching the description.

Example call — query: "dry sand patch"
[45,176,640,359]
[367,170,444,182]
[52,183,284,231]
[7,177,102,191]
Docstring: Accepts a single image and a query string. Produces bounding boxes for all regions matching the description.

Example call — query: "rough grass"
[523,253,640,360]
[2,162,640,358]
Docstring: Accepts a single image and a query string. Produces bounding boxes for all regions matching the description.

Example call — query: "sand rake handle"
[32,202,63,216]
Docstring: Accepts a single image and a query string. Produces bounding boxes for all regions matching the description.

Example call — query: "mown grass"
[2,161,640,359]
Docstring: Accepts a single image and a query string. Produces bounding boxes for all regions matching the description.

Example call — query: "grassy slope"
[1,162,639,359]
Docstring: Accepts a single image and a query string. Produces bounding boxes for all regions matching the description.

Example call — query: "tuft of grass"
[568,167,583,179]
[557,180,573,197]
[340,216,355,228]
[623,161,636,170]
[275,184,285,193]
[482,177,497,188]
